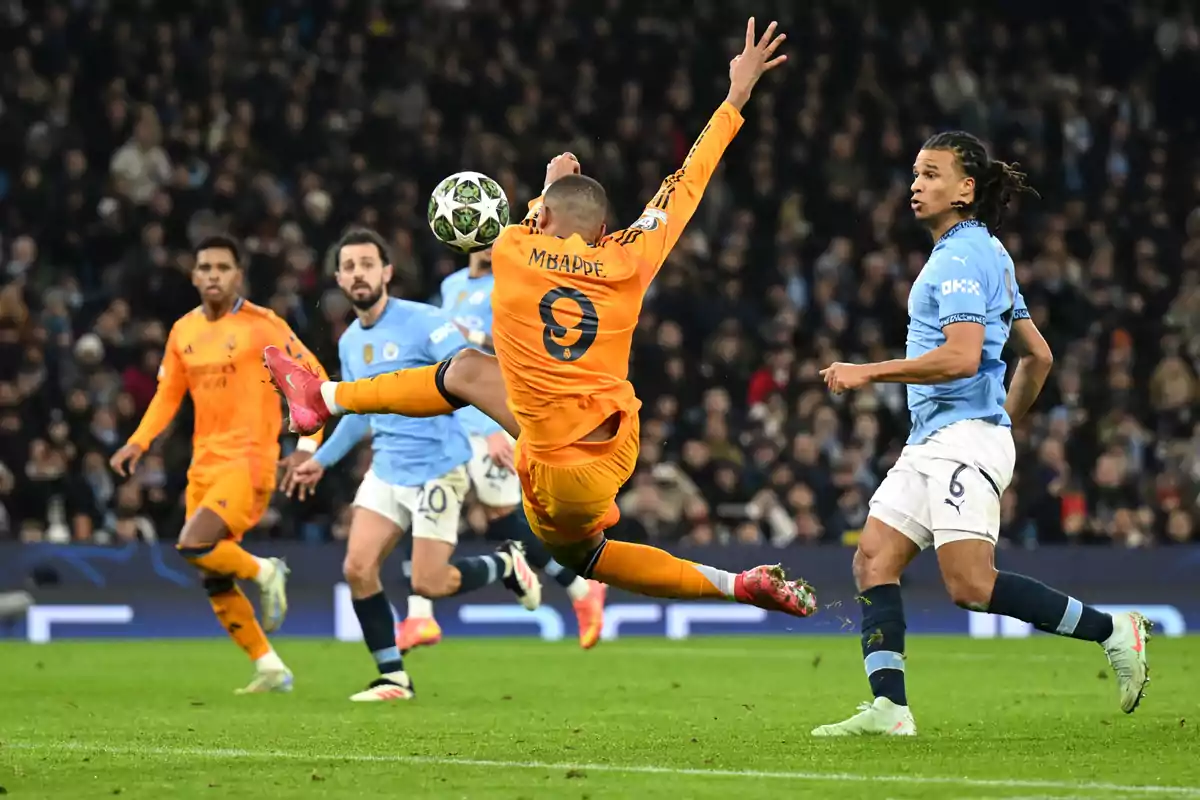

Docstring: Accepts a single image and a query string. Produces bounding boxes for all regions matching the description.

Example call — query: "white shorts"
[466,433,521,508]
[868,419,1015,550]
[352,465,470,545]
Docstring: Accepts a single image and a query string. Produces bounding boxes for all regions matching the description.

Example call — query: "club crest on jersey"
[363,344,374,364]
[225,335,237,351]
[941,279,981,296]
[630,208,668,231]
[382,342,400,361]
[455,290,468,308]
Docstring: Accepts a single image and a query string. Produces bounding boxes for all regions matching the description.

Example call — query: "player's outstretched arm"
[821,246,986,393]
[1004,317,1053,424]
[112,326,189,476]
[822,322,985,394]
[615,18,786,284]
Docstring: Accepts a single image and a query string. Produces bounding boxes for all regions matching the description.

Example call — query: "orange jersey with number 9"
[491,101,745,461]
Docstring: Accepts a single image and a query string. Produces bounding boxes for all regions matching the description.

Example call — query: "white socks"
[407,595,434,619]
[566,577,591,602]
[255,650,287,673]
[254,557,276,586]
[319,382,343,415]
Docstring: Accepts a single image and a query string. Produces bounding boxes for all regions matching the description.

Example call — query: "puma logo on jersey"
[950,255,968,266]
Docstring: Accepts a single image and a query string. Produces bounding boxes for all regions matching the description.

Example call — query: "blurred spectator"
[0,0,1196,548]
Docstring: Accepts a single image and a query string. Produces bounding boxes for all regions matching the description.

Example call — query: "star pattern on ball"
[427,172,510,254]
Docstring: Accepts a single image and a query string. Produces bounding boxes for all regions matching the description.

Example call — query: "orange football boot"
[573,580,607,650]
[397,617,442,654]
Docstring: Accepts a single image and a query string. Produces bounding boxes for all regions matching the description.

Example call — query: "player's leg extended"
[406,466,542,610]
[265,346,519,438]
[938,539,1148,713]
[468,433,605,648]
[811,515,920,737]
[518,428,815,616]
[177,482,291,693]
[341,502,413,702]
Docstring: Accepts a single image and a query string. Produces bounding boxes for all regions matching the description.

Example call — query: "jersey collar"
[362,296,393,330]
[937,219,987,245]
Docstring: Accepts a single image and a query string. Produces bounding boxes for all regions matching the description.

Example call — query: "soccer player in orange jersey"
[110,234,328,693]
[265,20,818,619]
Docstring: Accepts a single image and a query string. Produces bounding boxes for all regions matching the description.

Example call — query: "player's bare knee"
[547,534,605,575]
[937,539,998,610]
[942,570,995,610]
[938,558,996,610]
[852,522,910,591]
[342,555,380,595]
[411,568,456,598]
[444,348,495,394]
[178,509,228,550]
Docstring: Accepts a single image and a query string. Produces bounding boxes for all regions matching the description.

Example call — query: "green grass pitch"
[1,636,1198,799]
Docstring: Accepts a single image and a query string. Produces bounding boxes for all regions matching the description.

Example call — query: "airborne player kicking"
[265,19,819,621]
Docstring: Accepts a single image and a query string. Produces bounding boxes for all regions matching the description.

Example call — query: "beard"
[348,284,384,310]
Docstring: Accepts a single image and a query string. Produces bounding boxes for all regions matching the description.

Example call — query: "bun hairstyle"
[922,131,1040,231]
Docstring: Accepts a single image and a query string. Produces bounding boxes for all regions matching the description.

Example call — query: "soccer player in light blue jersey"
[281,229,541,702]
[401,247,607,652]
[812,132,1150,736]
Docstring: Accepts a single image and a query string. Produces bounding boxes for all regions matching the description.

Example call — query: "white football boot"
[498,541,542,611]
[257,557,290,633]
[1101,611,1151,713]
[235,650,293,694]
[811,697,917,737]
[234,668,294,694]
[350,671,416,702]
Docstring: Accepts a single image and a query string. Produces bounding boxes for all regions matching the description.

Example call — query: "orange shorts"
[185,471,275,540]
[515,414,640,546]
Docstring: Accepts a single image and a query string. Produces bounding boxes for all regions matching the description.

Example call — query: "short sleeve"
[1013,286,1030,320]
[932,246,988,326]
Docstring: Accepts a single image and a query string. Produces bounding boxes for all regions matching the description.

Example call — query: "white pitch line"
[7,741,1199,797]
[473,643,1066,663]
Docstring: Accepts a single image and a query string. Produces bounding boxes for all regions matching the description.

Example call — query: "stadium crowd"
[0,0,1197,549]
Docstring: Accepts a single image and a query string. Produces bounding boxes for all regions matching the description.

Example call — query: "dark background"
[0,1,1197,552]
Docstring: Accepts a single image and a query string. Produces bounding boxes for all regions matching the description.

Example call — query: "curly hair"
[922,131,1040,231]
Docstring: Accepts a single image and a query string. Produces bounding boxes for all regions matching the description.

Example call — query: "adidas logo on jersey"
[941,279,982,296]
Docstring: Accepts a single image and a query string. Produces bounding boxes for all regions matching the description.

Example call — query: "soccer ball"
[427,171,510,254]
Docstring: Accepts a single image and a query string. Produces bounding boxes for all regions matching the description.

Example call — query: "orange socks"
[332,362,457,417]
[208,585,272,660]
[591,541,735,600]
[179,540,262,581]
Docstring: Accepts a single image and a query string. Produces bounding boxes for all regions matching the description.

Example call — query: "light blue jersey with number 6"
[904,220,1029,445]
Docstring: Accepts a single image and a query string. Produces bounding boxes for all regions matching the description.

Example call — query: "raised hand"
[544,152,581,191]
[726,17,787,111]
